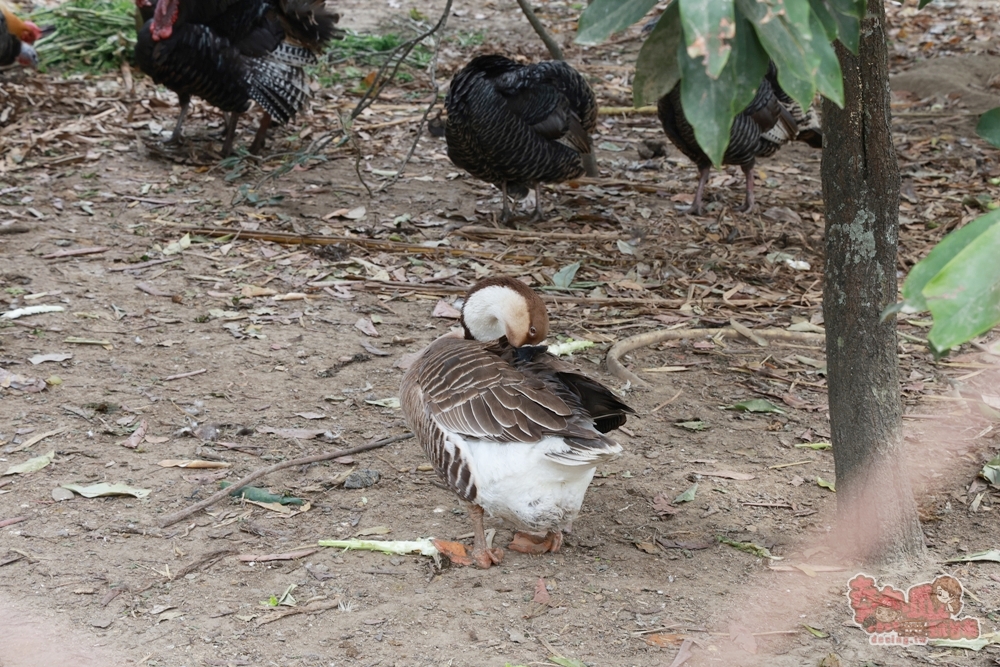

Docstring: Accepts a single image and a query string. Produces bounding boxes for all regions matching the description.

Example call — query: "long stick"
[157,433,413,528]
[515,0,564,60]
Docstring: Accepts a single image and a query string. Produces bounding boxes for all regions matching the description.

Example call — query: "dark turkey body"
[445,55,598,206]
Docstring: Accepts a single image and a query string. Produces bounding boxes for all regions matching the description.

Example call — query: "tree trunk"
[821,1,926,564]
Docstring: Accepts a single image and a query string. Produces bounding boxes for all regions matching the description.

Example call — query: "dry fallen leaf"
[432,299,461,319]
[532,577,551,605]
[158,460,231,469]
[355,317,380,337]
[693,470,755,481]
[651,492,679,517]
[430,539,473,566]
[644,632,686,647]
[634,541,659,554]
[119,419,149,449]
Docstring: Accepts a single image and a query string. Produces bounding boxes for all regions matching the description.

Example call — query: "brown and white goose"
[400,277,633,568]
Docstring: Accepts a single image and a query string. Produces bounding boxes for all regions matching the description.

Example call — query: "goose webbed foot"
[509,530,563,554]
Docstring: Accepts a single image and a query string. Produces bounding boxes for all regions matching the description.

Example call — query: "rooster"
[0,2,44,68]
[134,0,341,155]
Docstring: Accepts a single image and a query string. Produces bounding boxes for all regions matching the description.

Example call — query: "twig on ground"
[375,5,449,192]
[515,0,563,60]
[157,433,413,528]
[350,0,454,121]
[607,328,825,388]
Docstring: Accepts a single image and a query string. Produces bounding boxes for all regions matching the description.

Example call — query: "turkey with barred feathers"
[445,55,599,224]
[657,63,823,215]
[134,0,342,156]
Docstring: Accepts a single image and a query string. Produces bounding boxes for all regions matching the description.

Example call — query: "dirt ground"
[2,1,1000,666]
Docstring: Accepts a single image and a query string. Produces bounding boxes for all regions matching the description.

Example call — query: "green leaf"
[675,420,709,431]
[726,398,785,413]
[717,535,781,559]
[816,476,836,491]
[679,11,769,165]
[826,0,866,53]
[674,483,698,503]
[551,262,581,289]
[807,0,839,41]
[633,1,683,107]
[803,624,829,638]
[901,208,1000,312]
[982,456,1000,488]
[737,0,819,111]
[917,0,934,7]
[678,0,735,79]
[3,451,55,476]
[923,220,1000,354]
[976,107,1000,149]
[548,658,587,667]
[576,0,659,45]
[219,481,305,505]
[794,442,832,450]
[808,8,844,107]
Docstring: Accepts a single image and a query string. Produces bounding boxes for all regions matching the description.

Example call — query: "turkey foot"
[468,503,503,569]
[509,530,562,554]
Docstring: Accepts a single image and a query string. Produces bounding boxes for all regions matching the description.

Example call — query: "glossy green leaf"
[633,1,682,107]
[816,476,836,491]
[220,481,304,505]
[737,0,819,111]
[680,11,768,165]
[808,8,844,107]
[923,220,1000,354]
[918,0,934,7]
[807,0,838,41]
[976,107,1000,148]
[826,0,866,53]
[678,0,735,79]
[901,208,1000,312]
[576,0,659,45]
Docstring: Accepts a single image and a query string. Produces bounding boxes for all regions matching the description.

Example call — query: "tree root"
[607,328,825,388]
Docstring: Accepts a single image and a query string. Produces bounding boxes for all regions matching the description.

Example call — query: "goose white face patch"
[462,284,530,343]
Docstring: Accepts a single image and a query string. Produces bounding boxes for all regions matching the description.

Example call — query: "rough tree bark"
[821,1,926,564]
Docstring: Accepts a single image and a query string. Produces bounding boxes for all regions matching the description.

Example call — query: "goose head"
[461,277,548,348]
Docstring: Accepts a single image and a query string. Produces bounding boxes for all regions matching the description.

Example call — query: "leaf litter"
[0,1,998,665]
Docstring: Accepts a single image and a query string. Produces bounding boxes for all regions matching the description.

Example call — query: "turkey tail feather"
[277,0,343,49]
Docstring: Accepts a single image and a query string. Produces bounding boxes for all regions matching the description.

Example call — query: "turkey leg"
[735,162,756,213]
[468,503,503,569]
[249,113,273,155]
[686,165,711,216]
[221,112,241,157]
[167,94,191,144]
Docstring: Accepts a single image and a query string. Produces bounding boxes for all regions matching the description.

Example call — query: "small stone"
[343,469,380,489]
[52,487,75,502]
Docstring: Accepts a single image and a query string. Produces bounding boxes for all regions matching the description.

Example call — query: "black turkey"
[657,64,822,215]
[445,55,598,223]
[134,0,342,155]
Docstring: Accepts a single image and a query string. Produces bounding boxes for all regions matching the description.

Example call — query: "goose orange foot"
[509,530,563,554]
[471,545,504,569]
